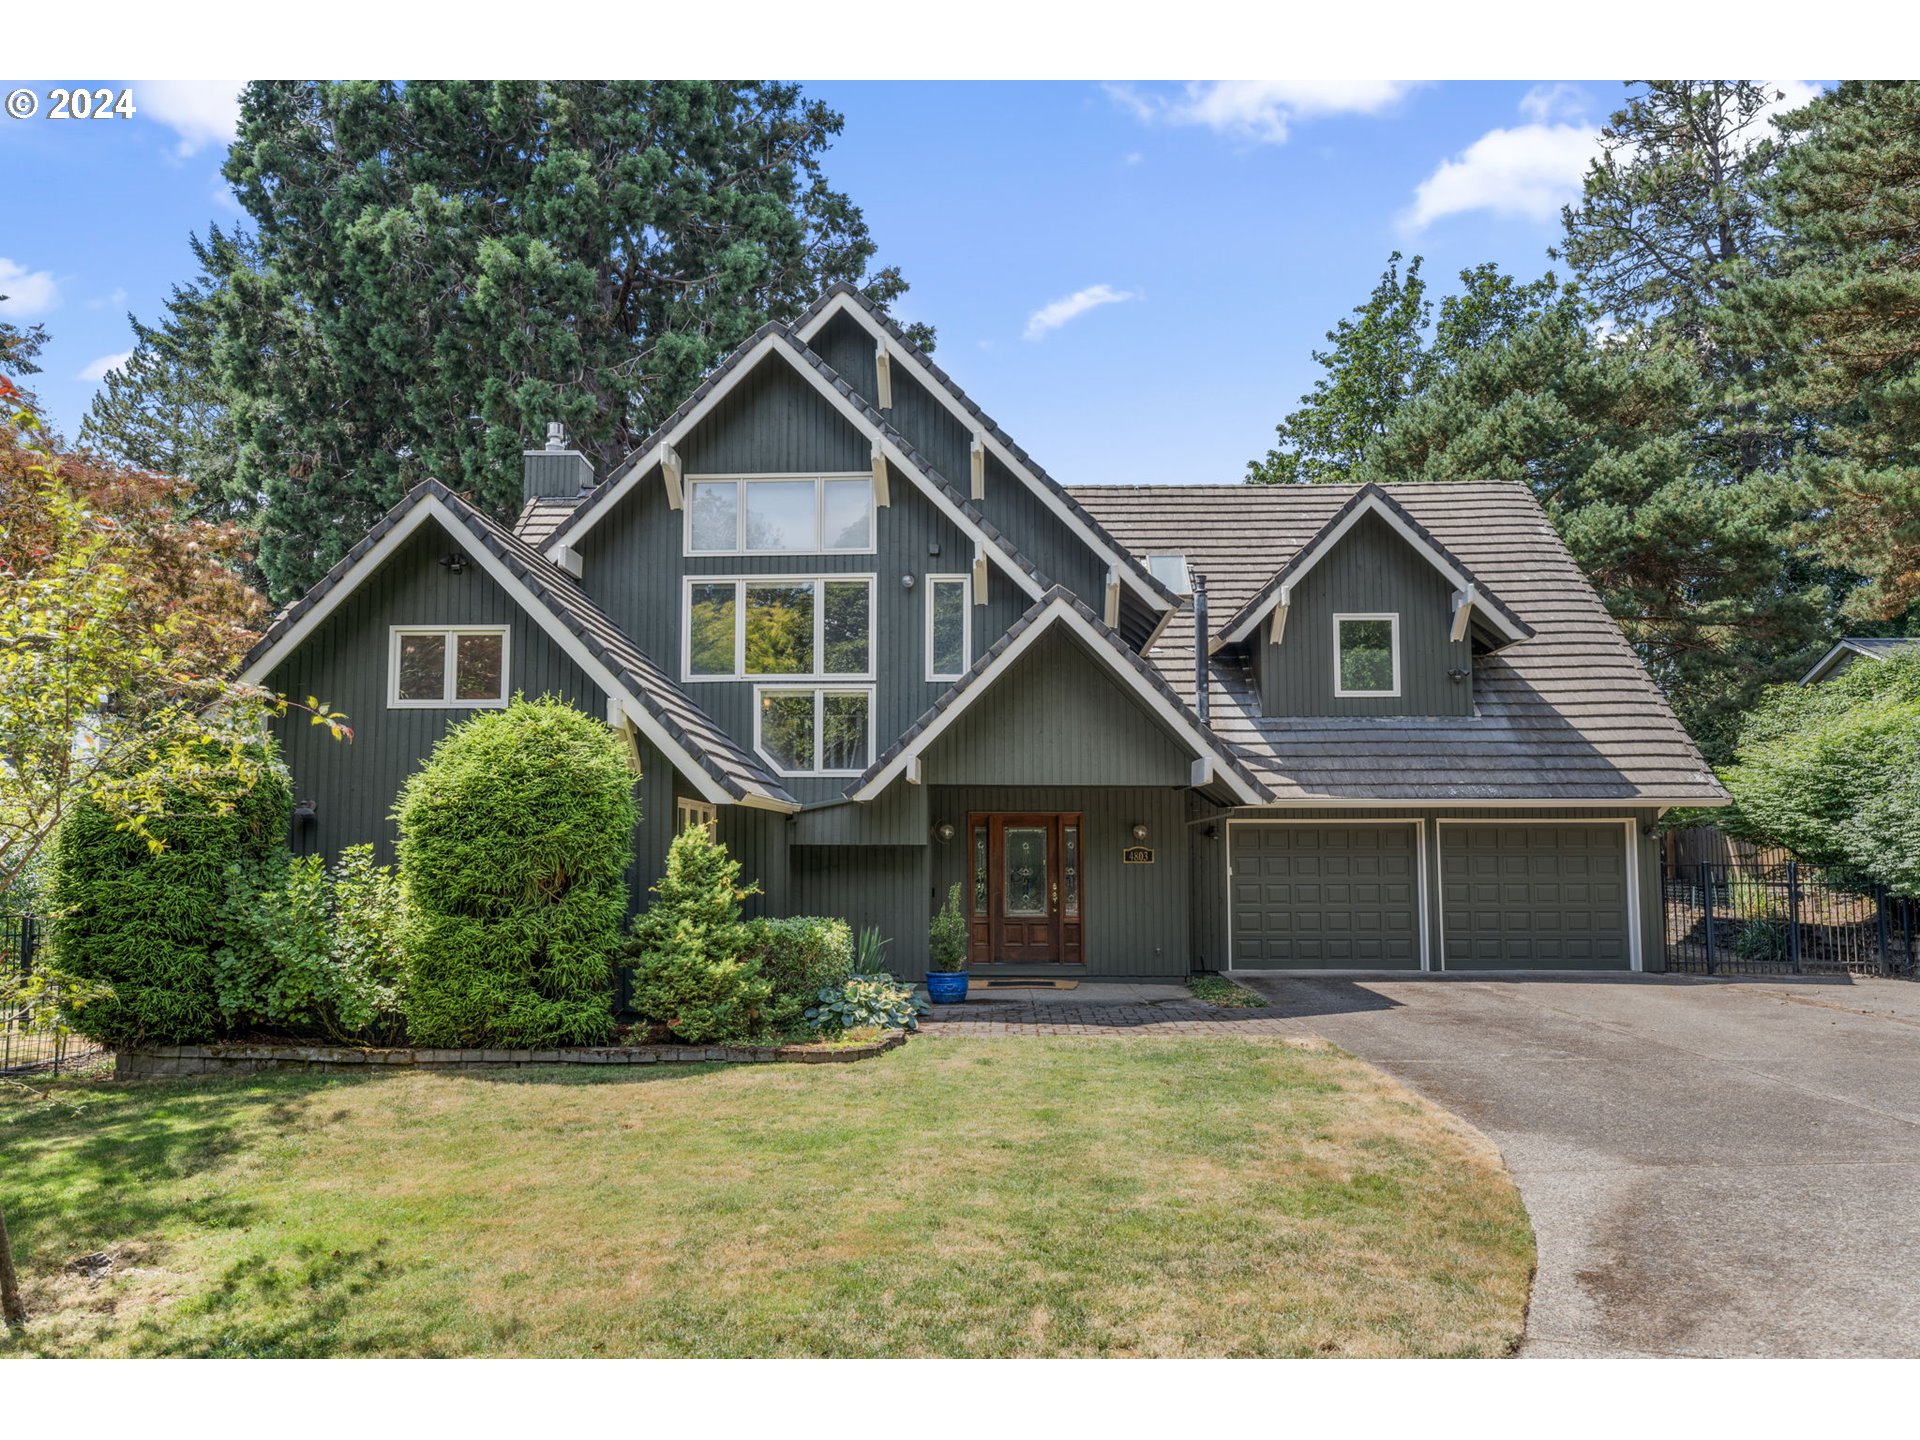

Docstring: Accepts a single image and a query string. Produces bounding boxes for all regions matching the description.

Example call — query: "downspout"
[1191,571,1209,728]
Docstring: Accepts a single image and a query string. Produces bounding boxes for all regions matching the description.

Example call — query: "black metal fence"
[2,913,101,1075]
[1663,862,1919,978]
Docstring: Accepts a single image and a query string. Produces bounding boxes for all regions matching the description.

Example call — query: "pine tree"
[79,228,251,521]
[1247,255,1561,484]
[110,81,924,600]
[1723,81,1920,622]
[1362,302,1828,763]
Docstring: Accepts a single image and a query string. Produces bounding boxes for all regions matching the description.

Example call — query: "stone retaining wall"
[117,1031,905,1080]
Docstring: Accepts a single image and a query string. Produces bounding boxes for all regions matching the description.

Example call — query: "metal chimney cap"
[546,421,569,451]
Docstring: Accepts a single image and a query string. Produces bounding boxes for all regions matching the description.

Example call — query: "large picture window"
[685,474,875,555]
[1334,613,1400,697]
[388,626,510,708]
[754,686,873,777]
[685,577,873,681]
[926,573,971,680]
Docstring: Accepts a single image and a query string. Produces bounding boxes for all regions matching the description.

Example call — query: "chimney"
[1191,571,1209,728]
[522,421,596,506]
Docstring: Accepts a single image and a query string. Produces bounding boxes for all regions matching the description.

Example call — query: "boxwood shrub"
[748,915,855,1033]
[394,696,635,1048]
[50,740,292,1048]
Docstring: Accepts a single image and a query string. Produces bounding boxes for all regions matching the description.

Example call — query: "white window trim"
[925,572,972,681]
[673,796,719,836]
[1333,612,1401,699]
[752,683,876,778]
[387,625,511,709]
[682,574,876,683]
[683,472,877,557]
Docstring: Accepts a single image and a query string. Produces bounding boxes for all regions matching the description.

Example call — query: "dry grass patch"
[0,1036,1531,1357]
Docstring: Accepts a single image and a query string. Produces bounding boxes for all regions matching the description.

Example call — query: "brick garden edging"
[116,1031,906,1080]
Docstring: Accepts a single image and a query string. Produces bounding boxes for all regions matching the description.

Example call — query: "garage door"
[1440,824,1631,970]
[1229,824,1421,969]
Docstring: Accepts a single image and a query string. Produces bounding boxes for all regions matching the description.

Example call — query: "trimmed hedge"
[749,915,855,1032]
[394,696,635,1048]
[51,742,292,1048]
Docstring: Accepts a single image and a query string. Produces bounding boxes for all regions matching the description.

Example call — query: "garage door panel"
[1441,824,1631,971]
[1230,825,1421,970]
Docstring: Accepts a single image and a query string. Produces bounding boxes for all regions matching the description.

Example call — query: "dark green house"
[240,284,1727,979]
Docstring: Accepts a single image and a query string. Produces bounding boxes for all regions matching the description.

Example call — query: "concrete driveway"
[1241,974,1920,1358]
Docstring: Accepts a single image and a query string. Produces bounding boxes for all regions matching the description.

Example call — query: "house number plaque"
[1122,845,1155,864]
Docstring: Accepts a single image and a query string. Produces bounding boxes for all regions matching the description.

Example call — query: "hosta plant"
[804,973,928,1036]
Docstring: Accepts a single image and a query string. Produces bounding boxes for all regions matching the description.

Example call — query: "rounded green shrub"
[748,915,854,1033]
[50,741,292,1048]
[394,696,636,1048]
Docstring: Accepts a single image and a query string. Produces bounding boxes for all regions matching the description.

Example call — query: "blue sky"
[0,79,1814,486]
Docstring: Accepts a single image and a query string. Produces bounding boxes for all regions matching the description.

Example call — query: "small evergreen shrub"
[627,825,772,1043]
[395,696,635,1048]
[805,974,928,1036]
[218,845,407,1043]
[748,915,855,1032]
[50,740,292,1047]
[928,883,968,972]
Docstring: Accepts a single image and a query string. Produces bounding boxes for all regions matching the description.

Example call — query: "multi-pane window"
[674,797,718,836]
[685,577,872,680]
[926,574,970,680]
[755,686,873,776]
[388,626,509,708]
[685,475,874,555]
[1334,614,1400,697]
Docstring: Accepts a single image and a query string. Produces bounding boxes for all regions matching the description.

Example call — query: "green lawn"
[1,1036,1532,1357]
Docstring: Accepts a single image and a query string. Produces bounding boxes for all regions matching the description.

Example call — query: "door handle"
[1051,879,1058,906]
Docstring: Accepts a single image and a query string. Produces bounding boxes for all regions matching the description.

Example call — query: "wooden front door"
[967,813,1084,965]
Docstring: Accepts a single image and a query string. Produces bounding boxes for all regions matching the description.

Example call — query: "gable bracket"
[659,443,684,511]
[1450,584,1476,644]
[970,435,987,501]
[972,543,989,605]
[1269,586,1292,646]
[1103,566,1121,628]
[871,442,892,508]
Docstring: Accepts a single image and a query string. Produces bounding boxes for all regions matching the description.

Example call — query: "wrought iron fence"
[1663,862,1919,978]
[2,913,102,1075]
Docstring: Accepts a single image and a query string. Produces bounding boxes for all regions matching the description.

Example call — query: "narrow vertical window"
[1063,824,1080,918]
[927,574,970,680]
[972,825,987,917]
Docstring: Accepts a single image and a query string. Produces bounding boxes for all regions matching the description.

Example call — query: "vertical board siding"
[267,522,611,866]
[1254,512,1473,717]
[792,844,930,971]
[923,629,1194,787]
[579,417,1025,806]
[716,806,792,919]
[929,786,1190,977]
[791,782,929,846]
[678,360,872,474]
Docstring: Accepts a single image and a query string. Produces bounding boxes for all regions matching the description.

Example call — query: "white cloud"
[79,350,133,382]
[0,257,60,317]
[140,80,244,157]
[1106,80,1414,145]
[1023,284,1137,342]
[1746,80,1823,149]
[1402,122,1600,231]
[1519,82,1588,124]
[86,286,130,311]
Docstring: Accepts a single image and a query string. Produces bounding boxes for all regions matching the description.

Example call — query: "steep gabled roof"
[793,282,1180,614]
[846,586,1268,806]
[536,327,1051,603]
[240,481,798,811]
[1217,482,1532,650]
[1073,482,1726,807]
[1801,636,1920,684]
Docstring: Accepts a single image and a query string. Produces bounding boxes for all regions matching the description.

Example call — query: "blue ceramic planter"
[925,970,969,1005]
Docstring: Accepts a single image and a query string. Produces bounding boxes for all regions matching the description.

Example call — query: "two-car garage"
[1226,820,1637,972]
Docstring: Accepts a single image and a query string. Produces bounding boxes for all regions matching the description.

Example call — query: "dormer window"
[1334,614,1399,698]
[1147,553,1191,595]
[686,474,875,555]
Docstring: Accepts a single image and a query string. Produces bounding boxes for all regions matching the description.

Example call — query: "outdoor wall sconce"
[293,799,318,827]
[1202,824,1219,840]
[1448,667,1470,683]
[439,551,470,575]
[1131,822,1149,842]
[901,574,916,589]
[933,821,956,843]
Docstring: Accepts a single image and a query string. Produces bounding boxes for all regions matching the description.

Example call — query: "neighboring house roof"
[792,282,1180,615]
[1072,482,1728,807]
[1800,636,1920,684]
[532,327,1053,604]
[1216,482,1532,650]
[240,481,798,811]
[847,586,1268,806]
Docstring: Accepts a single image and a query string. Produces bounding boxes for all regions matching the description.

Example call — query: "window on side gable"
[926,574,971,680]
[389,626,510,708]
[685,474,874,555]
[1334,614,1399,698]
[674,797,718,836]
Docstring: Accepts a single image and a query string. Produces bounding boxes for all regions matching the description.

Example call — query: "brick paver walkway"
[917,983,1303,1037]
